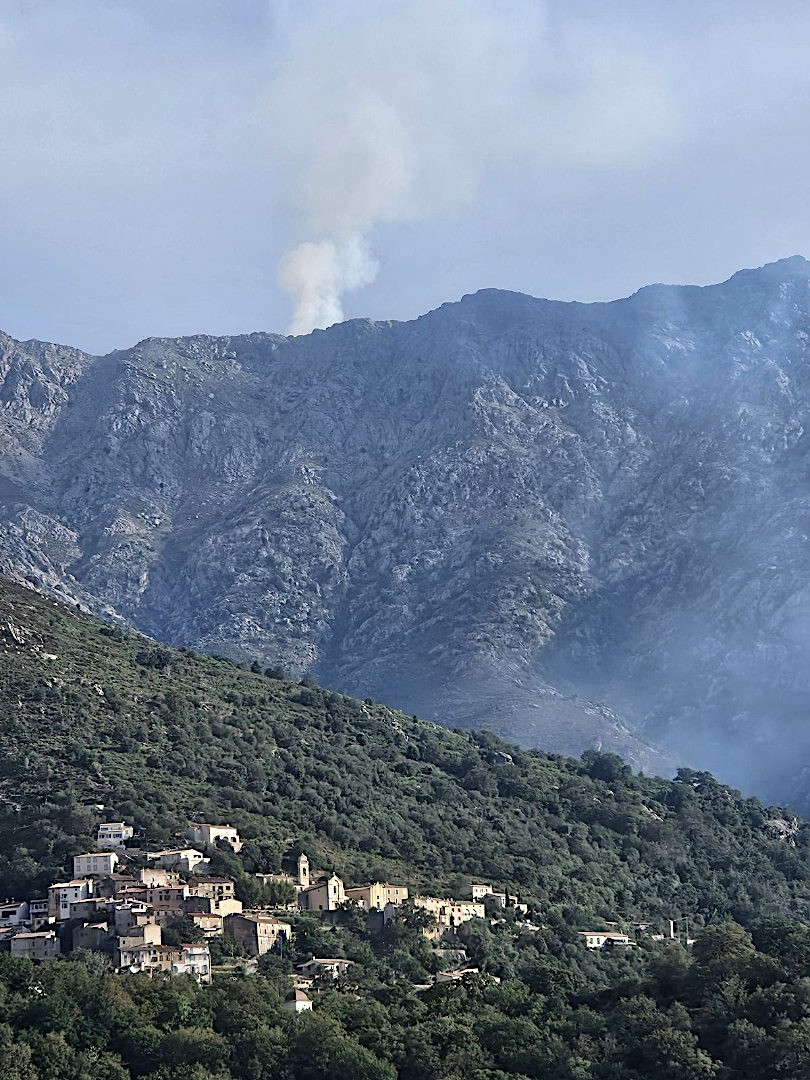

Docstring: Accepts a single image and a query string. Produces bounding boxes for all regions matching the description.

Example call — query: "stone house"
[118,884,189,915]
[257,853,311,896]
[436,967,501,984]
[187,876,237,901]
[223,913,293,957]
[27,899,50,928]
[117,942,212,983]
[112,902,153,933]
[136,867,182,888]
[185,894,243,918]
[11,930,61,960]
[187,912,223,936]
[72,921,112,952]
[410,896,485,934]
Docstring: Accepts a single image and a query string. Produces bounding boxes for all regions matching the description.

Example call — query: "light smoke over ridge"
[270,0,677,335]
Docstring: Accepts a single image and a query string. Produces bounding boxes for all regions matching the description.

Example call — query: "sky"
[0,0,809,352]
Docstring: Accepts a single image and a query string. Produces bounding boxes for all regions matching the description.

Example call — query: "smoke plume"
[279,236,379,336]
[270,0,676,335]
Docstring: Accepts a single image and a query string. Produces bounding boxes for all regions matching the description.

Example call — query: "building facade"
[298,874,346,912]
[73,852,119,878]
[185,824,243,852]
[223,913,293,957]
[48,879,94,920]
[344,883,409,910]
[96,823,134,849]
[11,931,61,960]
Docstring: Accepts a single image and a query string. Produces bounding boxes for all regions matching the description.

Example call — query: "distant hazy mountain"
[3,256,810,801]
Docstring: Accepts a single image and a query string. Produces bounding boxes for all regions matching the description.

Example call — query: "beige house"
[11,930,61,960]
[117,942,211,983]
[96,822,134,849]
[185,894,243,918]
[344,883,409,911]
[187,876,237,901]
[137,867,181,888]
[49,879,94,920]
[116,922,162,956]
[112,902,153,934]
[224,913,293,956]
[188,912,224,937]
[298,874,346,912]
[185,823,243,852]
[73,851,119,878]
[463,883,493,902]
[579,931,634,949]
[408,897,485,937]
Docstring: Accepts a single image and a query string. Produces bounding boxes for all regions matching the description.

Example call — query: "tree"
[692,923,756,983]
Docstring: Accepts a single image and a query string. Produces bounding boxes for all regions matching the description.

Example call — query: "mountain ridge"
[2,256,810,800]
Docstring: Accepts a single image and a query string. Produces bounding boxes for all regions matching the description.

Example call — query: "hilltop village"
[0,816,665,998]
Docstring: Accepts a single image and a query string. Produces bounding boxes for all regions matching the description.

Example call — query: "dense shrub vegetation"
[4,576,810,1076]
[5,915,810,1078]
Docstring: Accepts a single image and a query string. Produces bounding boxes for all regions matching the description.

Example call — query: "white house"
[96,823,134,850]
[48,879,94,920]
[73,851,119,878]
[185,823,243,852]
[283,989,313,1014]
[143,849,209,873]
[578,931,634,949]
[0,900,29,927]
[463,883,493,902]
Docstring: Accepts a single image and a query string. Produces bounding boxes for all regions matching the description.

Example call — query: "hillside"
[7,576,810,1078]
[2,574,809,928]
[2,259,810,801]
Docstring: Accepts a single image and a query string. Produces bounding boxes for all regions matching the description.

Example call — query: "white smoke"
[279,236,379,336]
[270,0,677,335]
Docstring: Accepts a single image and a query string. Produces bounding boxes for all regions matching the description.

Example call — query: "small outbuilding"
[282,989,313,1014]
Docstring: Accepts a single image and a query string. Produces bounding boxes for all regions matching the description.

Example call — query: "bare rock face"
[3,257,810,799]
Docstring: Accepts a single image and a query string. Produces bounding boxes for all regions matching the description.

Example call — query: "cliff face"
[3,256,810,798]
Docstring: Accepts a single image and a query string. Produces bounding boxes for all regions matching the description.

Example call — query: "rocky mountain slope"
[2,256,810,800]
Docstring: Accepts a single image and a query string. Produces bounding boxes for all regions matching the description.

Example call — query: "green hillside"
[1,574,808,924]
[6,576,810,1078]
